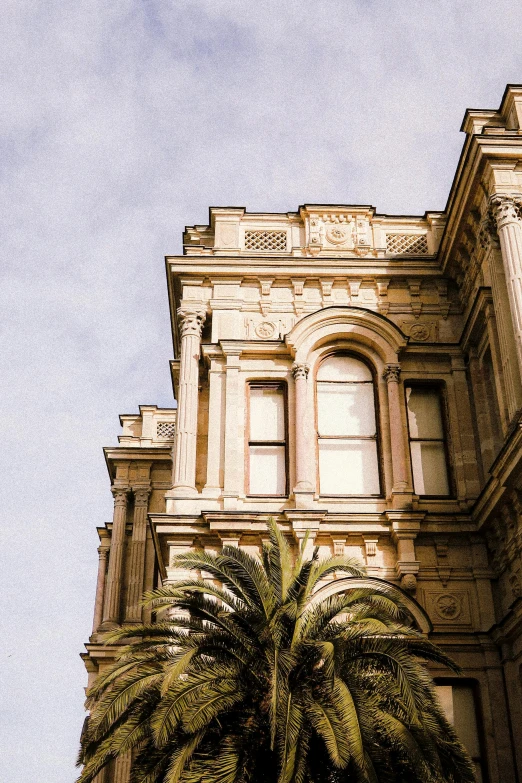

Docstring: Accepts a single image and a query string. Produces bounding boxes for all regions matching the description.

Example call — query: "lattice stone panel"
[244,230,287,251]
[386,234,429,255]
[156,421,176,439]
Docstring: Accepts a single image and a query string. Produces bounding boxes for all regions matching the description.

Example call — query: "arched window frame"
[314,351,383,497]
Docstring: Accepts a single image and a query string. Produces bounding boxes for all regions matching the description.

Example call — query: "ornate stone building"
[83,85,522,782]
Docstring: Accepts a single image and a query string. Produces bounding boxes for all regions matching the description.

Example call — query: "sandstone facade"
[83,85,522,783]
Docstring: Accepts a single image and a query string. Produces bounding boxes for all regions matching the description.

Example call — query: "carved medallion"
[409,323,431,342]
[325,226,350,245]
[435,593,461,620]
[255,321,277,339]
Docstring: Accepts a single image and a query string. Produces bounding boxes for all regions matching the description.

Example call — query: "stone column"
[91,545,109,634]
[172,306,206,496]
[487,235,522,422]
[292,362,314,507]
[101,488,129,628]
[490,194,522,391]
[383,364,411,506]
[125,488,151,623]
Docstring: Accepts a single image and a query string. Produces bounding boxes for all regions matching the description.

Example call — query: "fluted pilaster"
[292,362,313,498]
[490,194,522,393]
[91,545,109,634]
[383,364,411,504]
[125,488,151,623]
[172,306,206,495]
[101,488,129,628]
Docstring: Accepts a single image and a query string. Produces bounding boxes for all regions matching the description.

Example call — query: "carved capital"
[111,487,129,507]
[97,545,109,560]
[383,363,401,384]
[177,306,206,339]
[133,488,151,507]
[489,194,522,228]
[292,362,310,381]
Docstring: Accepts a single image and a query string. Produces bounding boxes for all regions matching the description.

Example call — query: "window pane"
[317,355,373,382]
[317,383,376,436]
[453,686,481,759]
[406,387,444,439]
[435,685,482,779]
[249,445,286,494]
[250,388,285,441]
[410,441,449,495]
[318,439,380,494]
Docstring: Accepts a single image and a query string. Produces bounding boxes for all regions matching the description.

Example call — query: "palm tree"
[78,519,475,783]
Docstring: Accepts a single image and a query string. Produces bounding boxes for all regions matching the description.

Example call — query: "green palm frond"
[78,518,474,783]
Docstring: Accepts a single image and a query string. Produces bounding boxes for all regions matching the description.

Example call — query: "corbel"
[362,536,379,562]
[435,279,450,320]
[259,278,274,316]
[435,538,451,587]
[320,279,333,306]
[292,279,306,315]
[407,279,422,319]
[387,512,424,592]
[348,278,362,304]
[376,278,390,315]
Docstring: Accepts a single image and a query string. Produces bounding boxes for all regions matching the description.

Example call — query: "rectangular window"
[435,683,485,782]
[406,386,450,496]
[248,384,287,496]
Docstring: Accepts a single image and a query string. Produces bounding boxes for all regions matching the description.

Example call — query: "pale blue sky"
[2,1,522,780]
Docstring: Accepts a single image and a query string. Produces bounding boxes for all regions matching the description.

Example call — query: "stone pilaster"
[172,306,206,496]
[292,362,314,507]
[101,488,129,628]
[383,363,412,508]
[490,194,522,393]
[91,544,109,634]
[222,347,242,509]
[203,361,225,495]
[125,488,151,623]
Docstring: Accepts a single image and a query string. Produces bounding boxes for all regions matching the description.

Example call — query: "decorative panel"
[386,233,429,254]
[244,230,287,251]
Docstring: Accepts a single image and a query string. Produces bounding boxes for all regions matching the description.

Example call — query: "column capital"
[133,487,151,507]
[292,362,310,380]
[383,363,401,383]
[111,486,129,506]
[97,545,109,558]
[489,193,522,228]
[177,305,206,338]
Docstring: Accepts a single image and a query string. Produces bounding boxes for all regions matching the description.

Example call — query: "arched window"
[316,355,380,495]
